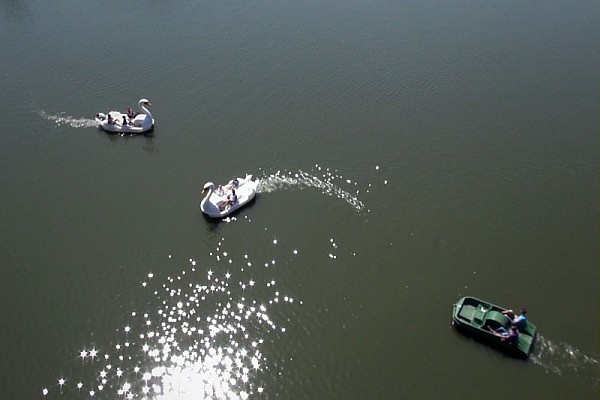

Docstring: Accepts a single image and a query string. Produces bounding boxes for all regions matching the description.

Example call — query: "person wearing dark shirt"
[490,325,519,343]
[221,189,238,210]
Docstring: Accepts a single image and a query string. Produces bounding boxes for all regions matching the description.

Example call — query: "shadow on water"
[102,127,158,152]
[102,125,155,139]
[0,0,32,19]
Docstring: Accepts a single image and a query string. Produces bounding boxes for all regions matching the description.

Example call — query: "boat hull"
[200,175,258,218]
[95,112,154,134]
[452,296,537,359]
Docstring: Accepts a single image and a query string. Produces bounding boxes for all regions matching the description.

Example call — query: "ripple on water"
[41,237,300,399]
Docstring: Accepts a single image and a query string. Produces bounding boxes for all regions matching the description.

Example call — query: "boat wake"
[41,237,299,399]
[256,165,368,214]
[38,110,98,128]
[530,334,599,383]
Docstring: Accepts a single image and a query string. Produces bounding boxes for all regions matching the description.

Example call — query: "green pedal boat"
[452,296,537,359]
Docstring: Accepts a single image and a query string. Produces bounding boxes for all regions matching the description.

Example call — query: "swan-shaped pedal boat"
[200,175,258,218]
[95,98,154,134]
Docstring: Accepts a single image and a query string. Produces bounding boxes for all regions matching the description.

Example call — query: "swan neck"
[139,101,152,119]
[205,185,214,198]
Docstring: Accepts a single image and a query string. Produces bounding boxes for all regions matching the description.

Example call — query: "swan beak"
[146,102,152,106]
[201,189,207,195]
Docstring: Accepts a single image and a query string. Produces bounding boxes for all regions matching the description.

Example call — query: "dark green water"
[1,0,598,399]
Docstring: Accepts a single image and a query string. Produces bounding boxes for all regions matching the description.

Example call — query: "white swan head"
[201,182,215,196]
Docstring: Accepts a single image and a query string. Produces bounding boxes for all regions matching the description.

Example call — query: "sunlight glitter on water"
[42,238,300,399]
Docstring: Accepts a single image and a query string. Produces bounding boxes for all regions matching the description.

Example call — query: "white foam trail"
[38,110,98,128]
[257,166,367,214]
[530,334,599,382]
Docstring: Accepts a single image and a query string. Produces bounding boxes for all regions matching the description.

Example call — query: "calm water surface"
[0,0,598,399]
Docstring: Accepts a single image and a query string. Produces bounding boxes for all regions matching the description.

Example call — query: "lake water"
[0,0,598,399]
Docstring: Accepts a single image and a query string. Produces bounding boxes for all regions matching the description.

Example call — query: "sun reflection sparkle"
[42,237,299,399]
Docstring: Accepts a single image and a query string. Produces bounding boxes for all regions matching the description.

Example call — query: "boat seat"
[473,307,487,323]
[133,114,146,126]
[484,310,509,329]
[458,305,476,321]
